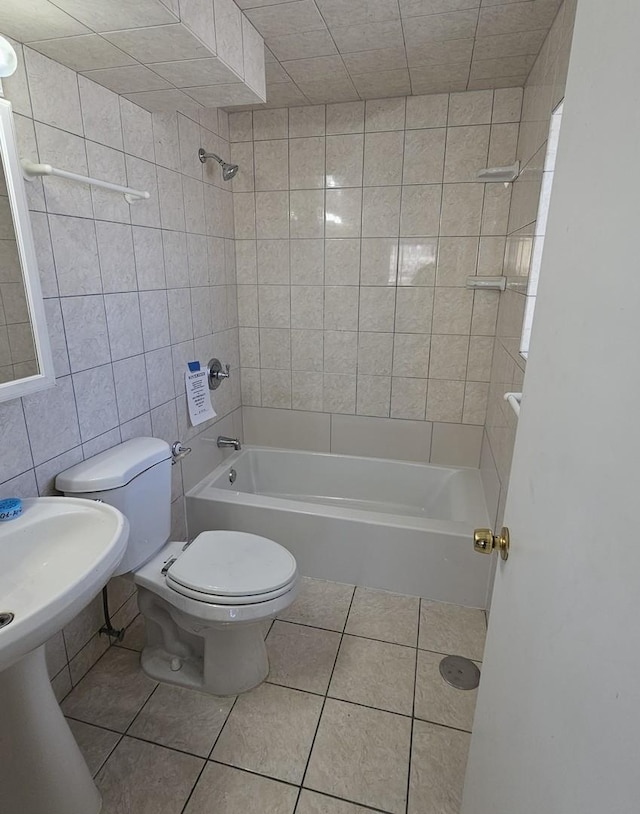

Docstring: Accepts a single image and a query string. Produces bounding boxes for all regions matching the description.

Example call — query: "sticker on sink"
[0,498,23,521]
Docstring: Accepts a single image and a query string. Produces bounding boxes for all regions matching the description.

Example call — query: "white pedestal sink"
[0,497,129,814]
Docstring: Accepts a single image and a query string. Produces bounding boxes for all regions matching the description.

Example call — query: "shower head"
[198,147,239,181]
[222,162,239,181]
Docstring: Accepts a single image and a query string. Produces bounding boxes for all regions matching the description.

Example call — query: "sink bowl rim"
[0,496,129,673]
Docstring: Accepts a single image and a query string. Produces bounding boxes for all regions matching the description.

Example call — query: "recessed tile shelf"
[5,0,266,113]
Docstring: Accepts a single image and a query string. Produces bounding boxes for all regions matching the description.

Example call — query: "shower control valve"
[207,358,230,390]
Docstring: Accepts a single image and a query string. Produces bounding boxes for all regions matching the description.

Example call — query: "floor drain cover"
[439,655,480,690]
[0,612,14,630]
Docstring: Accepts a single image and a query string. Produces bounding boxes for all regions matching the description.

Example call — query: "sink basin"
[0,497,128,672]
[0,497,129,814]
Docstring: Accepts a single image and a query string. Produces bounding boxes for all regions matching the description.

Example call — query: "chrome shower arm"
[198,148,238,180]
[198,148,223,165]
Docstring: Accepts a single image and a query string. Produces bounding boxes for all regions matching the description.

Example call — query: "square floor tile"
[211,682,323,784]
[419,600,486,660]
[184,762,298,813]
[414,649,479,732]
[345,587,419,646]
[304,698,412,814]
[128,683,236,757]
[96,736,203,813]
[62,648,156,732]
[66,719,120,777]
[328,635,416,715]
[296,790,379,813]
[278,577,355,631]
[408,720,470,814]
[267,621,341,694]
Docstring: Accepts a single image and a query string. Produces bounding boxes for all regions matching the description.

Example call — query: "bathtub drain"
[439,655,480,690]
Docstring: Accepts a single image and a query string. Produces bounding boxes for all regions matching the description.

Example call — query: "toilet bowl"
[134,532,298,695]
[56,438,299,696]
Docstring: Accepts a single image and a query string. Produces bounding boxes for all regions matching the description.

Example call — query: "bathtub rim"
[186,445,490,536]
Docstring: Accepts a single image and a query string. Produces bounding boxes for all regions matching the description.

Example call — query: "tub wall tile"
[243,406,331,452]
[233,87,522,450]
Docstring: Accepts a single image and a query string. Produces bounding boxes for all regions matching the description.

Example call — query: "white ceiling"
[1,0,267,112]
[238,0,562,107]
[1,0,562,112]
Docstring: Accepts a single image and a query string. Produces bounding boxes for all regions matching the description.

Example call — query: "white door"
[461,3,640,813]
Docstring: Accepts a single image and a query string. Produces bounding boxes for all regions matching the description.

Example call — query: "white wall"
[481,0,576,527]
[464,0,640,809]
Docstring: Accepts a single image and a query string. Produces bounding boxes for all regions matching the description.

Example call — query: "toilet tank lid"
[56,437,171,493]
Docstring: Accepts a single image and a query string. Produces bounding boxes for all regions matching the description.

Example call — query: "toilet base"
[204,622,270,695]
[133,550,299,697]
[140,621,269,696]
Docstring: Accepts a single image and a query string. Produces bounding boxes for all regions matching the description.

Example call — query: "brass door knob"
[474,527,510,561]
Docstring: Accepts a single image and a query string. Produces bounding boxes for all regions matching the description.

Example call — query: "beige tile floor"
[60,578,487,814]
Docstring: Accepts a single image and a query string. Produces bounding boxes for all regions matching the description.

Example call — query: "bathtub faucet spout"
[217,436,241,450]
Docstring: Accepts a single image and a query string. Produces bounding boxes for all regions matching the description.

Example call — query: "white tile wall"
[231,89,519,439]
[0,42,241,693]
[485,0,576,524]
[242,406,484,469]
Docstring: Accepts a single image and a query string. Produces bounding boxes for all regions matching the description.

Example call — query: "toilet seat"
[164,531,298,606]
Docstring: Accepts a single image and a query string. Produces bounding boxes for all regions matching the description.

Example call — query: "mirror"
[0,95,54,402]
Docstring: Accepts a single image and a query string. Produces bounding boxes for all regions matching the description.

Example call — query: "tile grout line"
[61,633,117,696]
[206,757,301,790]
[301,788,395,814]
[293,583,357,813]
[122,681,160,739]
[256,676,474,736]
[58,621,130,784]
[93,732,124,781]
[179,690,242,813]
[65,670,475,745]
[405,598,422,814]
[271,615,483,662]
[65,714,127,739]
[65,584,483,810]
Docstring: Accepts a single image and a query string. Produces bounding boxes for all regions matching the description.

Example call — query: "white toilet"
[56,437,299,696]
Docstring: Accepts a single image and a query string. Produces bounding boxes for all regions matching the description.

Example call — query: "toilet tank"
[56,438,172,576]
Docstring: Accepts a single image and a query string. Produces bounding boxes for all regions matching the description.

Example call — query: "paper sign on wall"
[185,362,216,426]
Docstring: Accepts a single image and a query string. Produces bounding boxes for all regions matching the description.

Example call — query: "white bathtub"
[186,446,492,607]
